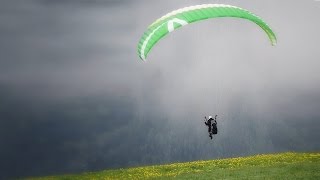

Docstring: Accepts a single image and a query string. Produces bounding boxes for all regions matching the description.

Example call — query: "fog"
[0,0,319,178]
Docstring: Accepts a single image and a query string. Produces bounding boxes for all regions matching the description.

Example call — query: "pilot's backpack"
[212,124,218,134]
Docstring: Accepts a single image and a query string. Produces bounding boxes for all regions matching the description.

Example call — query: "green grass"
[26,152,320,180]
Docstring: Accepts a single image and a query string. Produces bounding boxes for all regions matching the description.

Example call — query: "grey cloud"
[0,0,319,179]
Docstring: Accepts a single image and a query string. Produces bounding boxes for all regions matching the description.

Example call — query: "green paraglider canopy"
[137,4,277,61]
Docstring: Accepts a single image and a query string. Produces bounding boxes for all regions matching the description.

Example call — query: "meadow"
[27,152,320,179]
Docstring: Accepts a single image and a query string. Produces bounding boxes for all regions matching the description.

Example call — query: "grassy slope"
[28,152,320,180]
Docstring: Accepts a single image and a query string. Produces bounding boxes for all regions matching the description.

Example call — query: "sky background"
[0,0,320,179]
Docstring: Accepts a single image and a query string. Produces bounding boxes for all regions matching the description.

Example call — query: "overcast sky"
[0,0,320,179]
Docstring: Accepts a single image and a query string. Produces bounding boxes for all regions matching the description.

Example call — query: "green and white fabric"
[137,4,277,61]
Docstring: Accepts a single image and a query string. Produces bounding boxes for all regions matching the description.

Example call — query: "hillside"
[27,152,320,179]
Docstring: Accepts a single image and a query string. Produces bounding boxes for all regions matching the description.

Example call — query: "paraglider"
[137,4,277,60]
[137,4,277,139]
[204,115,218,140]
